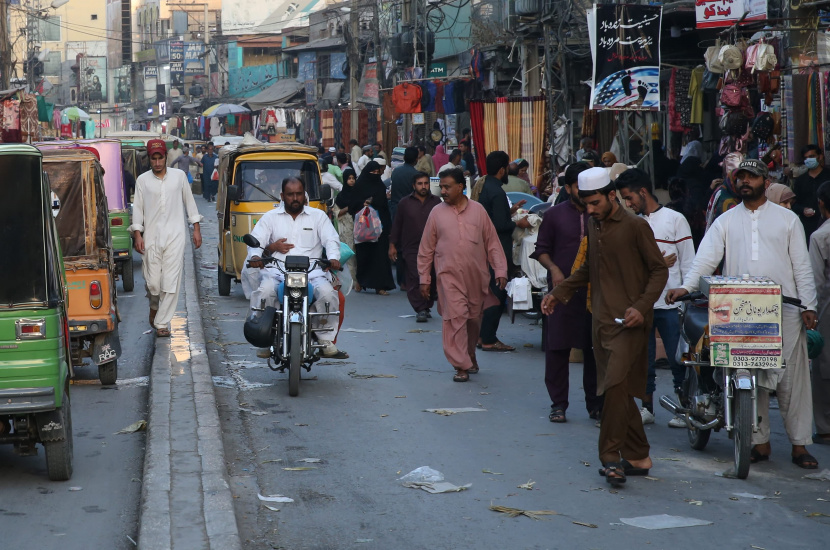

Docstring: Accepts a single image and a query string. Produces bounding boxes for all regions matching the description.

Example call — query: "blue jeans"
[647,308,686,396]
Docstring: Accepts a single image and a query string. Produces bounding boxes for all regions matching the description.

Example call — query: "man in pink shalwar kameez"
[418,168,508,382]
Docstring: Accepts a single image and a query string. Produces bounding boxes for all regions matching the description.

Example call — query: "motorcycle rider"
[247,176,349,360]
[667,159,819,470]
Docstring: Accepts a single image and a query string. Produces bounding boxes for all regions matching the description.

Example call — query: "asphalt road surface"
[195,198,830,550]
[0,253,151,549]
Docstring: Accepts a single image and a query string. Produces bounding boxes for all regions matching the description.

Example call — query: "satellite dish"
[50,0,71,8]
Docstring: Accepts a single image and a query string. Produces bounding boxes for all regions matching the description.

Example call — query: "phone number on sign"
[731,356,781,368]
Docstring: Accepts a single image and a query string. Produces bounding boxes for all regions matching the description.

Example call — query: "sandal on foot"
[792,453,819,469]
[548,407,566,423]
[598,459,648,477]
[322,350,350,359]
[602,464,626,487]
[750,448,770,463]
[376,289,389,296]
[476,339,483,350]
[467,365,479,374]
[453,369,469,382]
[481,341,515,352]
[155,328,171,338]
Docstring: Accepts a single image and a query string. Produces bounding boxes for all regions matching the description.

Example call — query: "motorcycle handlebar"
[246,256,332,273]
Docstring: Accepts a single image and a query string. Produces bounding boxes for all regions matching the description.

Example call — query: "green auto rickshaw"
[0,144,73,480]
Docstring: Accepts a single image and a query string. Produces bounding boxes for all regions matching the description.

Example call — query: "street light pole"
[349,0,359,140]
[97,107,102,137]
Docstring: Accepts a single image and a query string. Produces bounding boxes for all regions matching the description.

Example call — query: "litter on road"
[257,493,294,503]
[403,481,471,493]
[283,467,316,471]
[115,420,147,434]
[620,514,713,530]
[341,328,379,333]
[298,458,321,463]
[482,469,503,475]
[733,492,776,500]
[424,408,487,416]
[489,504,557,520]
[804,469,830,481]
[399,466,444,483]
[348,370,397,379]
[518,480,536,490]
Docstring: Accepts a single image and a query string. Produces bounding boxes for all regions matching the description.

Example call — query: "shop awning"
[243,79,304,110]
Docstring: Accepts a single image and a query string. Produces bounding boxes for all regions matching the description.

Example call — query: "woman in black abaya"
[335,161,395,294]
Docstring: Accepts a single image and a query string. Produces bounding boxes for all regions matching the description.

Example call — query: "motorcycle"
[241,234,341,397]
[660,276,803,479]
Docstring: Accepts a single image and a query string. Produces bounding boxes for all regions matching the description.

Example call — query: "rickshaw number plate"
[706,278,783,369]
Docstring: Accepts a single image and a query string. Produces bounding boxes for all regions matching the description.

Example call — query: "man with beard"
[247,177,349,359]
[615,168,694,427]
[389,172,442,322]
[542,167,668,488]
[476,150,531,351]
[668,159,820,470]
[531,162,603,423]
[131,139,202,337]
[418,168,507,382]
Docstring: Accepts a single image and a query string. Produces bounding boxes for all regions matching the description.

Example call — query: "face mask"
[805,158,820,169]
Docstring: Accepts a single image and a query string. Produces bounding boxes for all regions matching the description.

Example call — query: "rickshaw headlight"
[90,280,103,309]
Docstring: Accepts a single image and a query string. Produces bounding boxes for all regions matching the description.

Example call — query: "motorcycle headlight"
[289,288,302,299]
[286,273,307,289]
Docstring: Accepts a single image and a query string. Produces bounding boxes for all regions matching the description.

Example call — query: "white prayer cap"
[375,157,387,166]
[328,146,336,152]
[578,166,611,192]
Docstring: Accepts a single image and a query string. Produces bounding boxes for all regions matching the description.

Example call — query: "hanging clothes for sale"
[392,83,422,114]
[85,119,95,138]
[675,68,693,128]
[52,107,61,130]
[2,98,21,143]
[689,66,704,126]
[20,94,40,142]
[669,68,683,133]
[209,117,220,137]
[263,108,278,135]
[422,81,437,112]
[443,82,457,114]
[434,82,445,114]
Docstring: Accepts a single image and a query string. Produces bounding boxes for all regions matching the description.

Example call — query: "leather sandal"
[453,369,469,382]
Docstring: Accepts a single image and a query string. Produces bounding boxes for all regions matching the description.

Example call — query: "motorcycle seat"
[683,301,709,347]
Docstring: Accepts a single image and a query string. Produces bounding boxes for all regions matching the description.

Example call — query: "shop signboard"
[705,276,783,369]
[696,0,767,29]
[588,4,662,111]
[184,42,205,75]
[357,62,380,105]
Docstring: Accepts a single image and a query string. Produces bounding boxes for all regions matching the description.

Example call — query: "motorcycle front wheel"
[684,367,712,450]
[288,322,302,397]
[732,388,753,479]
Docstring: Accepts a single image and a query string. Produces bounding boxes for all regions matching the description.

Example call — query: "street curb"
[137,234,242,550]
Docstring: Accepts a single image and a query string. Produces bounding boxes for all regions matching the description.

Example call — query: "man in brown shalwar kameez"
[541,167,668,487]
[418,168,508,382]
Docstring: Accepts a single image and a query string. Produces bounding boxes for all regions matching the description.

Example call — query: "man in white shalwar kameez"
[130,139,203,337]
[668,159,820,469]
[247,178,348,359]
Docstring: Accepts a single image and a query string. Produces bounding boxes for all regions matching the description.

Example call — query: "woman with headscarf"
[337,161,395,294]
[432,144,449,172]
[334,168,360,291]
[766,183,796,209]
[601,151,617,168]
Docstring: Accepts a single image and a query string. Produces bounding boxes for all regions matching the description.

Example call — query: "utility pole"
[349,0,359,140]
[0,0,11,89]
[205,4,210,104]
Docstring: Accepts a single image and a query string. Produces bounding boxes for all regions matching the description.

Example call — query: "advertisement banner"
[184,42,206,75]
[82,56,107,102]
[588,4,662,111]
[707,279,783,369]
[696,0,767,29]
[144,66,158,79]
[357,62,380,106]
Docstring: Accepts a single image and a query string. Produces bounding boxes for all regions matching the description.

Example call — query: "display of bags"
[354,206,383,243]
[720,84,745,108]
[705,42,725,74]
[752,112,774,141]
[719,45,744,71]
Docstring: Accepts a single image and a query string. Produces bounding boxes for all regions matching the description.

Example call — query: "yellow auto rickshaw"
[216,142,329,295]
[42,148,121,385]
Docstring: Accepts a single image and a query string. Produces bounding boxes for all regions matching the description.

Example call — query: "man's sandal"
[598,459,649,477]
[468,365,479,374]
[750,448,770,463]
[792,453,819,469]
[549,407,566,423]
[453,369,469,382]
[602,463,626,487]
[481,341,515,352]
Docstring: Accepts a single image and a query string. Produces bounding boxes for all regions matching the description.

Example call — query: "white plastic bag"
[398,466,444,484]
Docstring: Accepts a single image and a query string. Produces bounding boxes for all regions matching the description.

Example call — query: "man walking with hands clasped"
[542,167,668,488]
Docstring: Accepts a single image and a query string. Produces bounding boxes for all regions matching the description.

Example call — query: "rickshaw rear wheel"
[122,258,135,292]
[98,360,118,386]
[44,389,73,481]
[218,266,232,296]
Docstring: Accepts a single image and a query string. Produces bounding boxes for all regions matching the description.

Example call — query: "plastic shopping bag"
[211,168,219,181]
[353,206,382,244]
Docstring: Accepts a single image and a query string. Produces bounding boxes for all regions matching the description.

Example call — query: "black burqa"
[337,161,395,291]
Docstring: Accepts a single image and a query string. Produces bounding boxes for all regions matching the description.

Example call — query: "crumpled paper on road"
[115,420,147,434]
[402,481,471,494]
[620,514,713,530]
[804,469,830,481]
[424,408,487,416]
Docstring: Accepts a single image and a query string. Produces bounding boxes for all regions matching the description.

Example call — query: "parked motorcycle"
[241,234,340,397]
[660,277,803,479]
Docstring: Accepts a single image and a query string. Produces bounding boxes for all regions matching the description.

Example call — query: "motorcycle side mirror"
[227,184,240,201]
[319,184,332,202]
[242,234,260,248]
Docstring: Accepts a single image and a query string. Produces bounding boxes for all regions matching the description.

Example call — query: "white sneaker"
[640,407,655,424]
[668,416,686,428]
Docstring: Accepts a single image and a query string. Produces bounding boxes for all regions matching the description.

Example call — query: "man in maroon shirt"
[390,171,443,322]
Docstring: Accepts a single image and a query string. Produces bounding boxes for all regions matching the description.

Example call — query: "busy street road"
[194,197,830,549]
[0,253,150,550]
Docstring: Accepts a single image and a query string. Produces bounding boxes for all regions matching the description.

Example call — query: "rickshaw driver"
[131,139,203,337]
[248,177,350,359]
